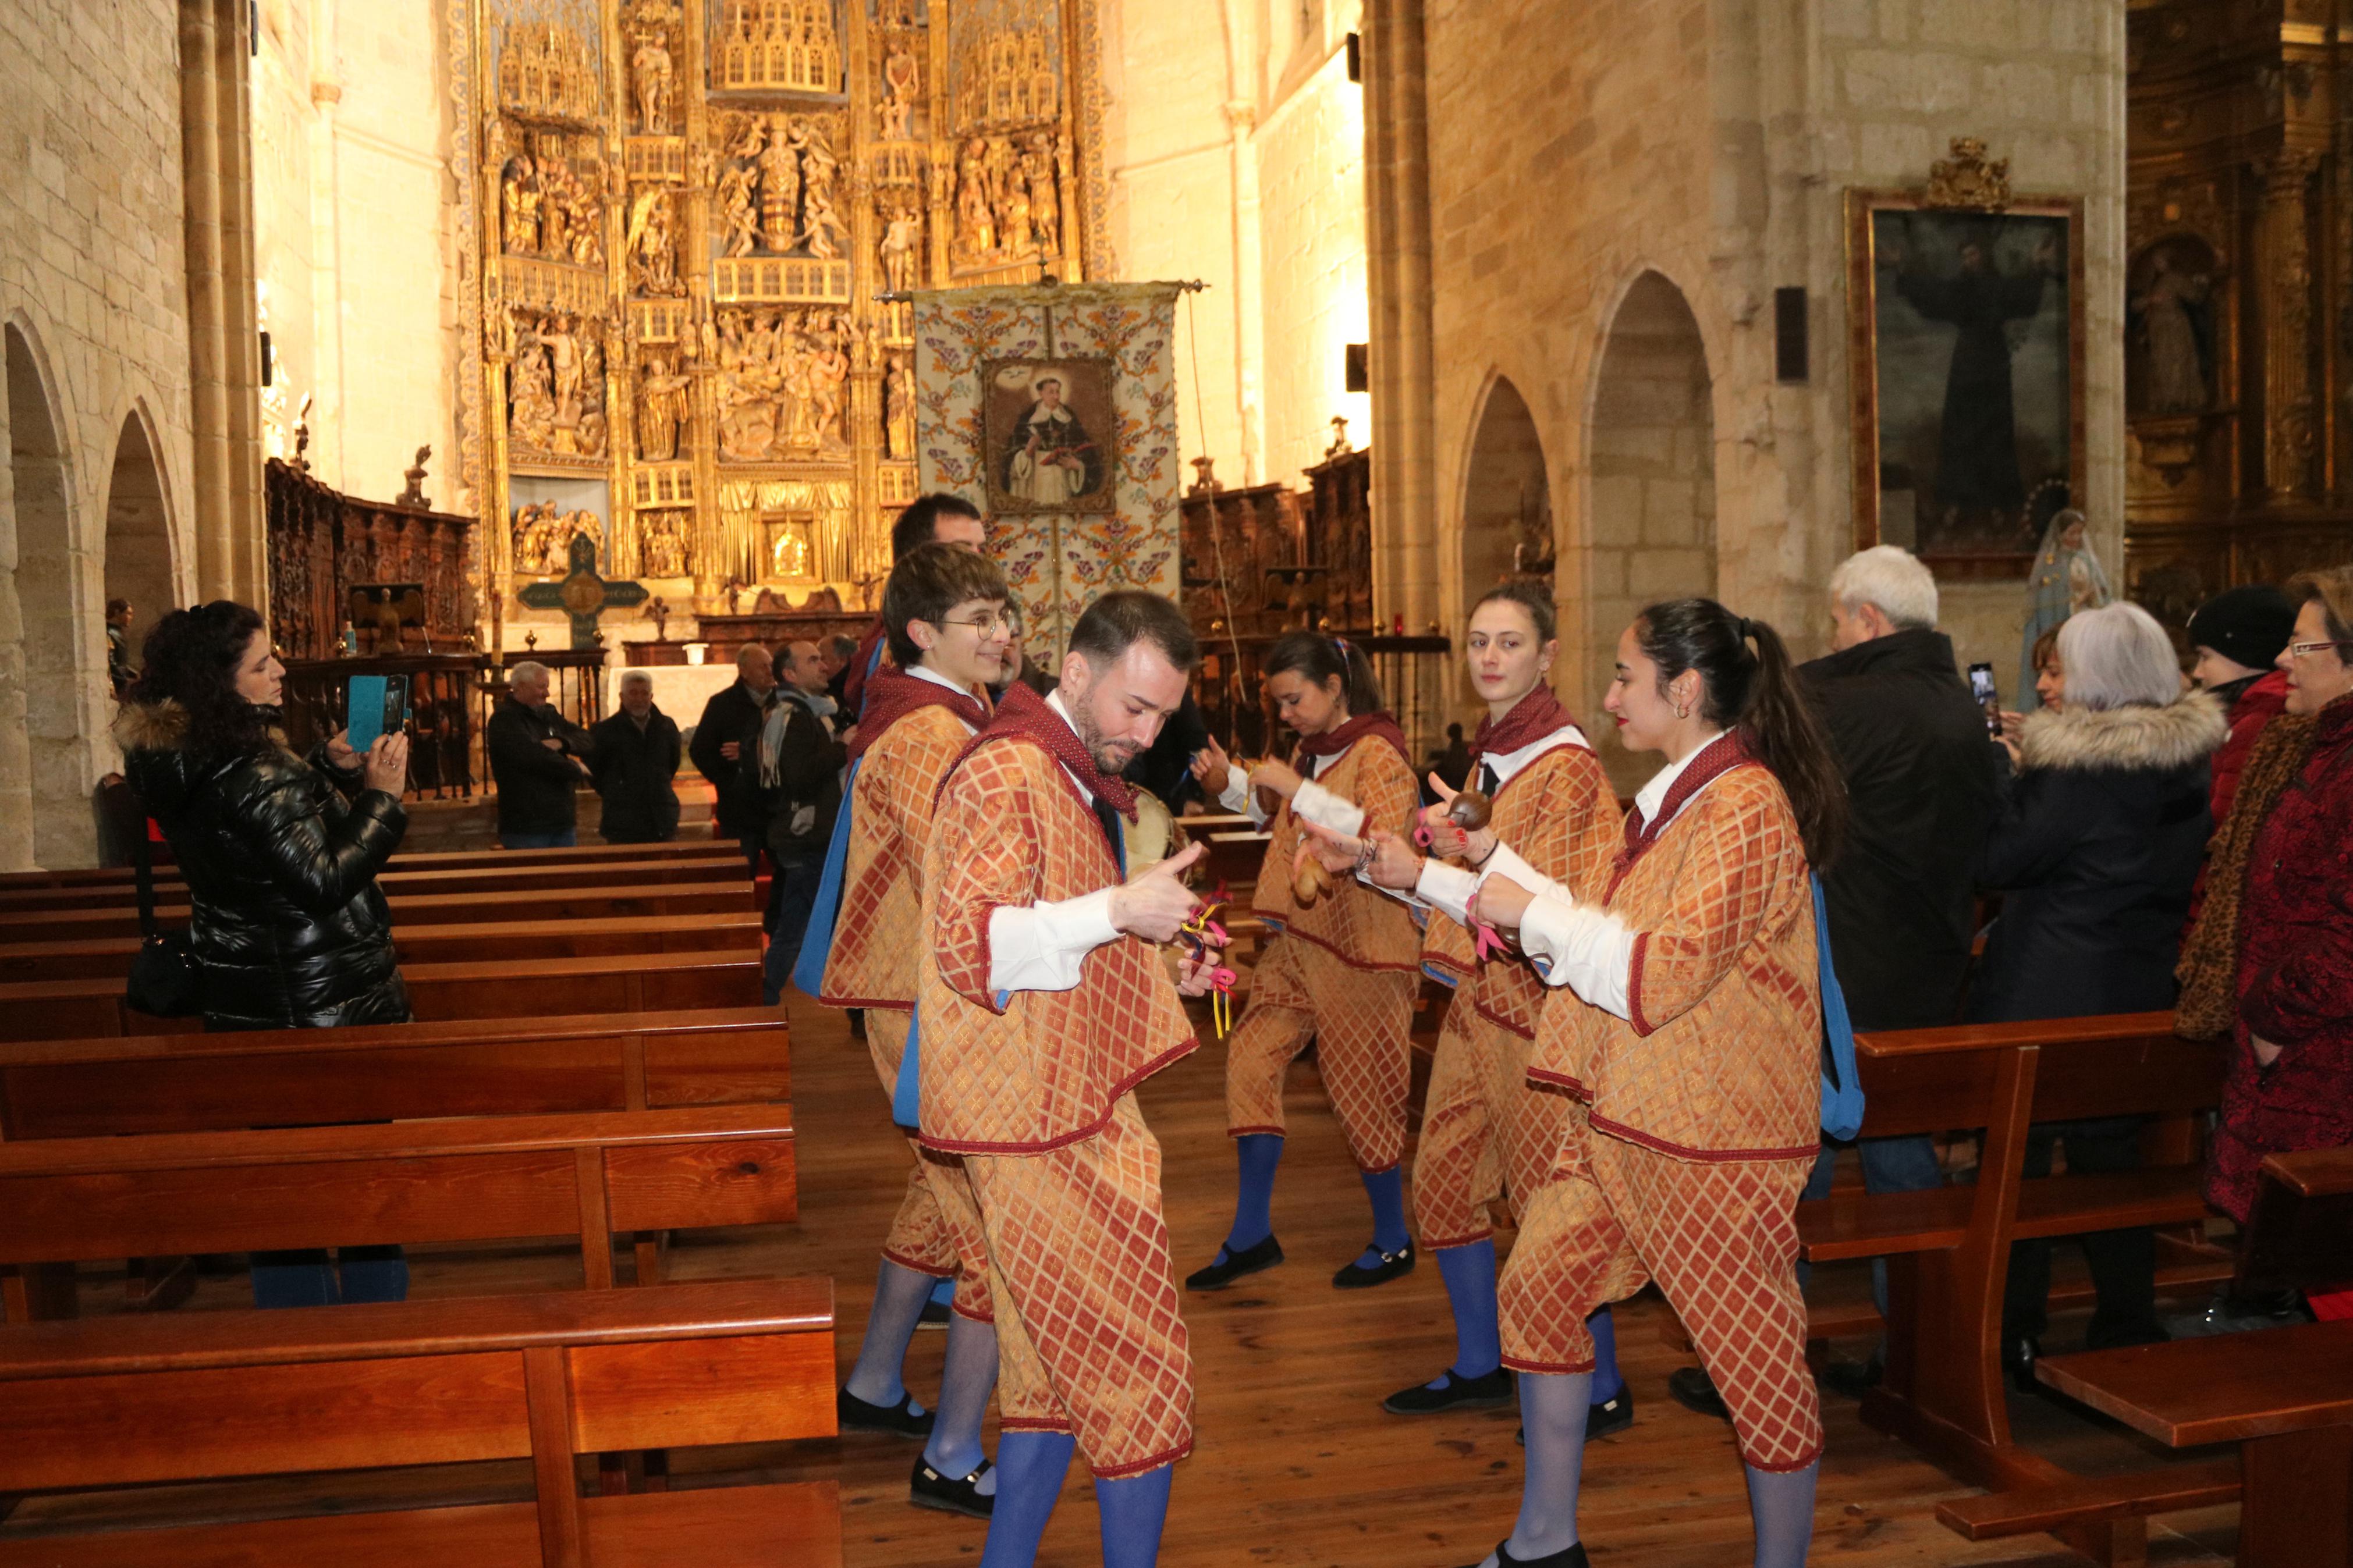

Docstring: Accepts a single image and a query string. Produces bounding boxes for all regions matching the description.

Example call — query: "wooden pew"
[0,880,757,943]
[0,1278,842,1567]
[0,858,748,915]
[1795,1012,2228,1559]
[0,1006,789,1140]
[0,911,764,983]
[1943,1147,2353,1562]
[0,948,766,1041]
[0,1103,797,1321]
[0,837,743,894]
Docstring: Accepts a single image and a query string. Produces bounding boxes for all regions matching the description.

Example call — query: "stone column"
[1362,0,1436,630]
[2259,148,2322,499]
[1223,98,1266,486]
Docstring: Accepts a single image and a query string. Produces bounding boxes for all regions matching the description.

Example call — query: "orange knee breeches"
[1223,934,1416,1173]
[867,1005,991,1321]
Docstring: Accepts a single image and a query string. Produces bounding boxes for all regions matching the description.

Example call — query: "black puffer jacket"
[115,700,411,1030]
[1969,692,2227,1024]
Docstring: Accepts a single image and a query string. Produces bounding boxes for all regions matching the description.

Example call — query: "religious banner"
[911,281,1183,660]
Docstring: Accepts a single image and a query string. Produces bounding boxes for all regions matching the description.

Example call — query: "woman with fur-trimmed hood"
[113,601,414,1033]
[1974,600,2226,1373]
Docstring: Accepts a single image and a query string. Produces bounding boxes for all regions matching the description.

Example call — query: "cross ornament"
[516,533,648,649]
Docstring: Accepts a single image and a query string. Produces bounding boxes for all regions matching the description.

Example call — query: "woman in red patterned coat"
[2209,567,2353,1254]
[1464,598,1846,1568]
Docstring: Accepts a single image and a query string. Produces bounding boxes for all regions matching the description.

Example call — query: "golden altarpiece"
[2123,1,2353,627]
[456,0,1107,654]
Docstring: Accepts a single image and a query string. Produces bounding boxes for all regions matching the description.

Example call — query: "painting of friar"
[1870,209,2071,557]
[984,358,1114,513]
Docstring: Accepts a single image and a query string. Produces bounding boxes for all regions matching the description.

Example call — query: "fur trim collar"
[2019,691,2227,773]
[111,698,190,753]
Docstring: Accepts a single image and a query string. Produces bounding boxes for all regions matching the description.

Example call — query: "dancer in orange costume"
[918,591,1223,1568]
[1461,598,1847,1568]
[792,543,1015,1517]
[1185,631,1425,1290]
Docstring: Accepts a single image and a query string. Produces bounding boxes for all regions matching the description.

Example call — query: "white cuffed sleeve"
[1290,777,1367,837]
[1517,893,1635,1020]
[986,888,1121,994]
[1411,857,1480,926]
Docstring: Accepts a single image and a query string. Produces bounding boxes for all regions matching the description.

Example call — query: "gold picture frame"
[1846,176,2086,579]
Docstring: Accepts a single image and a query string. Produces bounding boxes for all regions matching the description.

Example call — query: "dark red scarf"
[943,680,1140,822]
[850,666,991,763]
[1469,685,1580,770]
[842,617,890,719]
[1606,730,1752,896]
[1293,710,1412,770]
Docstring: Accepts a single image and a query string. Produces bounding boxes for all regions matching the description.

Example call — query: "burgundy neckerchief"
[841,617,889,718]
[1605,730,1752,898]
[849,666,990,764]
[1469,685,1580,771]
[941,680,1140,823]
[1292,710,1412,771]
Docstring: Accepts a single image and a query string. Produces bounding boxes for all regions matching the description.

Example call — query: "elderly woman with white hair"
[1974,600,2227,1384]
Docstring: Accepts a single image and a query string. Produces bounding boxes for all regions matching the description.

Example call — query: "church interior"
[0,1,2349,1565]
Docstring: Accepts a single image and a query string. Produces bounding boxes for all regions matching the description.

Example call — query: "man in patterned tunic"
[918,590,1222,1567]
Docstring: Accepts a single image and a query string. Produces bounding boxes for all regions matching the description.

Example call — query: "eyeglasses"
[2287,639,2353,659]
[937,613,1014,637]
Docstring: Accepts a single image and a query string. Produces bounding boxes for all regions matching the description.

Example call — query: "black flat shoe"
[1186,1234,1284,1291]
[1383,1366,1514,1415]
[1459,1537,1591,1568]
[1667,1366,1730,1423]
[1513,1386,1635,1446]
[837,1386,934,1438]
[910,1455,993,1518]
[917,1297,952,1329]
[1332,1242,1415,1289]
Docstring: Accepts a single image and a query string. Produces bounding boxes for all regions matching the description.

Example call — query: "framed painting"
[1846,175,2085,577]
[981,355,1117,514]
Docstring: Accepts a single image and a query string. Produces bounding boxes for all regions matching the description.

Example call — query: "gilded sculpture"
[509,311,608,462]
[626,190,684,296]
[635,351,691,461]
[640,509,691,577]
[631,27,673,136]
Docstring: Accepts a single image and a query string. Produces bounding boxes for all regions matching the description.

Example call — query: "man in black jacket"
[589,670,683,843]
[487,660,595,848]
[689,643,779,875]
[760,639,849,1003]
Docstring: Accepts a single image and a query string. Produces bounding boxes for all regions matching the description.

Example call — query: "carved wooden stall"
[2124,3,2353,627]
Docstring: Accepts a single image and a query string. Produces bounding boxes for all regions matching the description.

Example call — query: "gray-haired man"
[488,660,595,849]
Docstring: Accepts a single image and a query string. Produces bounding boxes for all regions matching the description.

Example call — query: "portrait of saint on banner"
[982,357,1116,515]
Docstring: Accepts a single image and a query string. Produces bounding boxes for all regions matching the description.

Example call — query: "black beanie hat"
[2188,585,2297,672]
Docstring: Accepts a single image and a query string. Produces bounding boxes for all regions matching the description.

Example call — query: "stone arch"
[5,319,91,867]
[1457,374,1552,605]
[1582,269,1717,787]
[102,403,180,685]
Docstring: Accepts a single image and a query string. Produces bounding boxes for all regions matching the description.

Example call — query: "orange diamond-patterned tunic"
[818,702,993,1320]
[1499,756,1825,1472]
[1227,736,1425,1172]
[1413,739,1623,1248]
[918,734,1198,1477]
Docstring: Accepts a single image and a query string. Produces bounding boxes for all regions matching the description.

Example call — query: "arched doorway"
[6,323,88,867]
[1584,271,1716,787]
[102,409,178,688]
[1459,376,1552,598]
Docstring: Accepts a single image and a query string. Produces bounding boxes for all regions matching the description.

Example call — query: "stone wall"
[0,0,204,867]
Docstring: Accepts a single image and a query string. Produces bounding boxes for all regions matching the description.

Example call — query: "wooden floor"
[5,990,2245,1566]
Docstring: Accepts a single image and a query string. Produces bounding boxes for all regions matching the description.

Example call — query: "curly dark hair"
[126,600,277,759]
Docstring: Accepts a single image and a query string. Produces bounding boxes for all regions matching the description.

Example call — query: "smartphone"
[345,674,412,753]
[1968,662,2000,737]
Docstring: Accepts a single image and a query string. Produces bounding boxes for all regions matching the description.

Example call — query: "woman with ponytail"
[1185,631,1426,1290]
[1453,598,1843,1568]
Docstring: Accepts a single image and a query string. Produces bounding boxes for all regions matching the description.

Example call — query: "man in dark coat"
[760,639,849,1002]
[690,642,779,874]
[487,660,595,849]
[589,670,682,844]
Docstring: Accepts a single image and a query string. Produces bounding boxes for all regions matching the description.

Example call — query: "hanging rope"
[1184,287,1248,752]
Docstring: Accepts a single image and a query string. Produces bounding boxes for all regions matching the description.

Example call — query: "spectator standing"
[113,600,413,1307]
[2203,568,2353,1271]
[1122,688,1210,814]
[1974,602,2225,1382]
[690,643,780,876]
[487,660,595,849]
[761,639,850,1001]
[2187,585,2297,828]
[105,596,137,696]
[588,670,682,844]
[844,493,989,718]
[822,632,859,705]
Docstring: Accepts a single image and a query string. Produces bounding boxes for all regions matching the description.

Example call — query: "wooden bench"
[0,880,757,943]
[0,911,764,983]
[0,1277,842,1567]
[0,858,750,915]
[0,1102,797,1321]
[0,838,743,894]
[0,948,766,1041]
[1942,1147,2353,1562]
[0,1006,789,1141]
[1793,1012,2227,1559]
